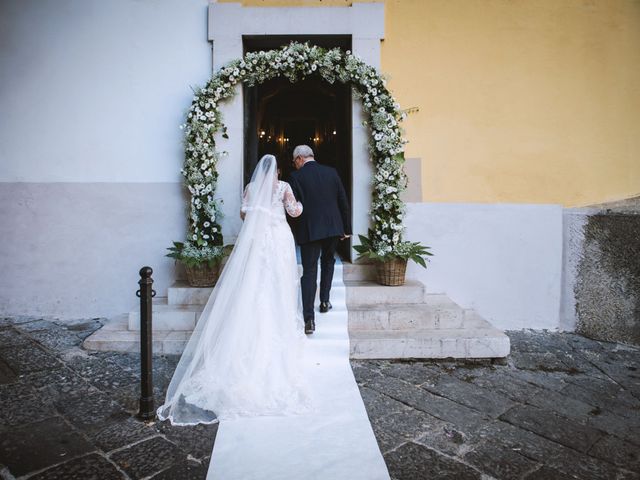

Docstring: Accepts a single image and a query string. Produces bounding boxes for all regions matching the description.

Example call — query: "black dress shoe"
[304,318,315,334]
[319,301,332,313]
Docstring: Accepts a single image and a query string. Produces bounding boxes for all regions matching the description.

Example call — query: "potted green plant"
[354,230,433,286]
[166,241,231,287]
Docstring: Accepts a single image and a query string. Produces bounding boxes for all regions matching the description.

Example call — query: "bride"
[157,154,312,425]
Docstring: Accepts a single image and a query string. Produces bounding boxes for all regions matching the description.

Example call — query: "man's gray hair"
[293,145,314,159]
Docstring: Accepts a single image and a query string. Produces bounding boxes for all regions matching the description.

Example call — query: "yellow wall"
[221,0,640,206]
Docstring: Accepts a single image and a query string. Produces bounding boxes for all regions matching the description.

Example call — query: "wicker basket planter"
[184,262,221,287]
[375,258,408,286]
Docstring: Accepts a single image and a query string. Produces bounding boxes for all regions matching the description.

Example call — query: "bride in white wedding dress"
[157,154,312,425]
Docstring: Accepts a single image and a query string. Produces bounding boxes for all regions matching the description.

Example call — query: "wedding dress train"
[157,155,312,424]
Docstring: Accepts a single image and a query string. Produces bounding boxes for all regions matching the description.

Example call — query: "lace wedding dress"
[157,155,312,425]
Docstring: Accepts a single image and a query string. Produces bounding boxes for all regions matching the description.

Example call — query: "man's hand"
[340,234,351,241]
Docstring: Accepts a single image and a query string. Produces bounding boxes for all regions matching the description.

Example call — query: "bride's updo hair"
[259,154,276,174]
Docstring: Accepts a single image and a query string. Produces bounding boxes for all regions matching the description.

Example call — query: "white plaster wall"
[0,0,210,317]
[0,0,210,182]
[0,183,186,318]
[404,203,564,331]
[0,0,386,317]
[559,209,592,332]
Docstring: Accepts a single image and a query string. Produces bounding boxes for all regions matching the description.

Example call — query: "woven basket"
[376,258,408,286]
[184,263,220,287]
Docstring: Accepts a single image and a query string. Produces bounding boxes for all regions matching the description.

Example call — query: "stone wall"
[566,197,640,345]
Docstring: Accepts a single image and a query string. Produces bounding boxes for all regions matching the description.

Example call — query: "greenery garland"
[176,41,422,262]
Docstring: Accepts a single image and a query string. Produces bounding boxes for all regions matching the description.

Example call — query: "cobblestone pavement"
[353,332,640,480]
[0,316,638,479]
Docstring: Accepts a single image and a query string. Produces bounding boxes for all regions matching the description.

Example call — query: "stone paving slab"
[499,404,605,453]
[109,436,184,479]
[384,442,480,480]
[0,317,639,480]
[353,329,640,480]
[462,440,539,479]
[27,453,123,480]
[0,416,95,477]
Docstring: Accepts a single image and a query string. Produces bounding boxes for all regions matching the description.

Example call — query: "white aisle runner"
[206,264,390,480]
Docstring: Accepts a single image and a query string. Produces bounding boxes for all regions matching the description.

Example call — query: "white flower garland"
[179,42,409,258]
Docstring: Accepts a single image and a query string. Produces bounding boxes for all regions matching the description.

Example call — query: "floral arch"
[177,41,409,262]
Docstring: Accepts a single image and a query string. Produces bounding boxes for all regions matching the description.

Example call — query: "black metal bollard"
[136,266,156,421]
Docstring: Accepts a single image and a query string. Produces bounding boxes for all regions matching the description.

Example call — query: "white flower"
[181,43,409,260]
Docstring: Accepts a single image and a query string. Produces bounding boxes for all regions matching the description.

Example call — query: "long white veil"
[157,154,310,425]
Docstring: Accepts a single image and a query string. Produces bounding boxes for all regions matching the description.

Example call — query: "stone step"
[128,298,203,331]
[83,314,191,354]
[85,317,510,359]
[342,263,376,282]
[349,302,462,331]
[169,265,306,306]
[348,298,492,331]
[349,327,511,359]
[345,280,426,306]
[168,282,213,306]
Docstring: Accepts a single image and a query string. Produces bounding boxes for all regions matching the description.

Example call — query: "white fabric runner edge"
[206,264,390,479]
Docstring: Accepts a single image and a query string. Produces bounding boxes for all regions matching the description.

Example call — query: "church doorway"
[243,36,353,260]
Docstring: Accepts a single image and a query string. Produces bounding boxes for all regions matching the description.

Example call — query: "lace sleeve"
[240,184,250,220]
[283,183,303,218]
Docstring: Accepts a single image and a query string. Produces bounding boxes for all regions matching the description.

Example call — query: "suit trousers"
[299,236,340,320]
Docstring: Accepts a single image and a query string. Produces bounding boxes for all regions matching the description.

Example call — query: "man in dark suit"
[287,145,351,334]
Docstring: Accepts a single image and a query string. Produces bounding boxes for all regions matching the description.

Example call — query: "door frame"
[207,1,385,261]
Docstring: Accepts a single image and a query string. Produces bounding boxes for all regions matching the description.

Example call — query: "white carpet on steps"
[206,264,390,480]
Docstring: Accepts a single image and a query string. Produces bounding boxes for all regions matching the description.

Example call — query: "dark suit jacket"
[287,161,351,245]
